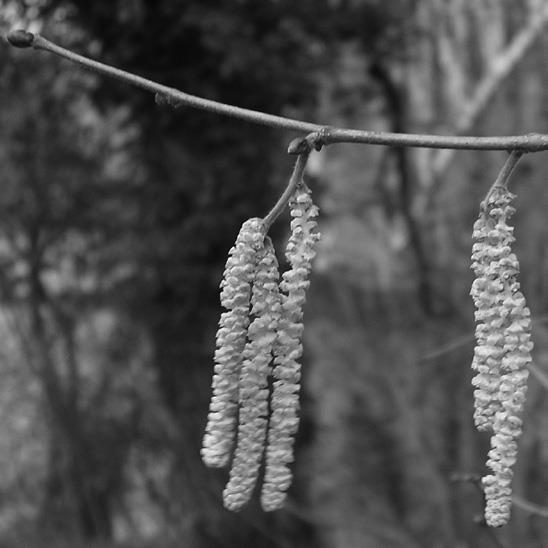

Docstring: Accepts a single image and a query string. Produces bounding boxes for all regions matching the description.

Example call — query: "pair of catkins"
[201,178,320,512]
[470,182,534,527]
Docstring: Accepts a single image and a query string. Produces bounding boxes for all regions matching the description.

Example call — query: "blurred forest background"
[1,1,548,547]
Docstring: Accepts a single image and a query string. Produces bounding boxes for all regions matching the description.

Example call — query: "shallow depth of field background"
[1,1,548,547]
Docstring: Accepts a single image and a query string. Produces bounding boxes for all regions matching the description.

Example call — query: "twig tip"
[7,29,35,48]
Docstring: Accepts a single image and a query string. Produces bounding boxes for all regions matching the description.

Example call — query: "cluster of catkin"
[470,184,533,527]
[201,181,320,512]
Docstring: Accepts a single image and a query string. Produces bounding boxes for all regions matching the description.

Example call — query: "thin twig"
[482,150,523,205]
[419,315,548,362]
[512,495,548,518]
[7,30,548,152]
[526,362,548,392]
[263,152,309,230]
[419,333,474,361]
[491,150,523,189]
[6,30,320,134]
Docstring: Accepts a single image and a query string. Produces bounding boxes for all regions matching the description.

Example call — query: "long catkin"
[202,218,265,469]
[261,182,320,511]
[223,237,281,510]
[470,186,533,527]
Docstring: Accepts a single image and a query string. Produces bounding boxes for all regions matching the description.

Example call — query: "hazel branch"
[7,30,548,153]
[6,30,320,134]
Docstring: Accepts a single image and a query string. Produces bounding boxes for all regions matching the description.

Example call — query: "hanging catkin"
[470,191,513,431]
[470,185,533,527]
[261,181,320,511]
[223,237,281,510]
[201,218,266,468]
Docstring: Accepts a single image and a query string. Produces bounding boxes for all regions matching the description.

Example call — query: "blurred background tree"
[1,0,548,547]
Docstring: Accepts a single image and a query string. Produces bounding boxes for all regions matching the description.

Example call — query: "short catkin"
[201,218,266,469]
[470,186,533,528]
[223,237,281,510]
[261,182,320,511]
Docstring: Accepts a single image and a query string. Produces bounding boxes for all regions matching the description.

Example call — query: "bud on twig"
[7,29,34,48]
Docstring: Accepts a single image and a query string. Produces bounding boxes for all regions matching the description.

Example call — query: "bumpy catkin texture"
[201,218,265,468]
[223,237,281,511]
[483,281,532,527]
[261,182,320,512]
[470,189,515,431]
[470,186,533,527]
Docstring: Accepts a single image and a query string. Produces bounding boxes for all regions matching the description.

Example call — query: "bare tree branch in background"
[526,362,548,392]
[432,2,548,178]
[513,495,548,518]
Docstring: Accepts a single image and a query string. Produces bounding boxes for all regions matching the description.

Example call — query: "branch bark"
[6,30,548,153]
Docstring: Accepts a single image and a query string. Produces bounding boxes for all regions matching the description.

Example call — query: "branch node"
[315,126,332,149]
[7,29,35,48]
[287,128,330,155]
[154,92,181,108]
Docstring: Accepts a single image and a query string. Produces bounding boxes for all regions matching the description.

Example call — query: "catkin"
[470,190,515,431]
[470,186,533,527]
[261,182,320,511]
[223,237,281,510]
[483,279,532,527]
[202,218,266,468]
